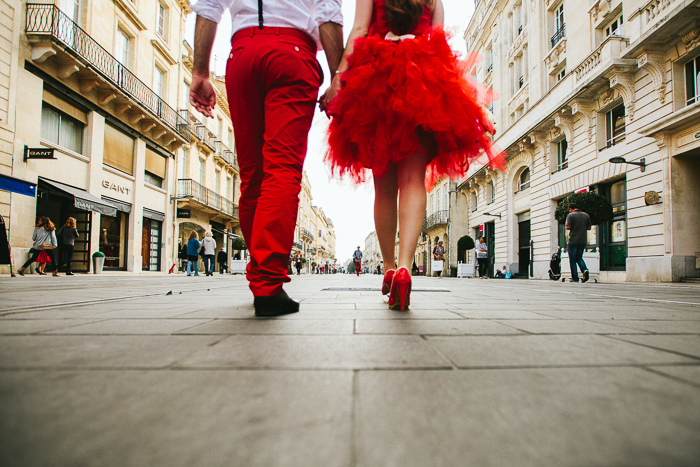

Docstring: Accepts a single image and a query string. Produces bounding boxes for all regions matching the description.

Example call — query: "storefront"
[100,197,131,270]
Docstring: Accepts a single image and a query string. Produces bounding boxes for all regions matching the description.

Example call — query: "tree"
[230,236,247,251]
[457,235,475,251]
[554,192,614,225]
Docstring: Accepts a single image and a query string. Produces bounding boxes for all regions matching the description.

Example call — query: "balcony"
[195,126,216,152]
[293,241,303,250]
[422,210,449,231]
[25,3,189,148]
[214,141,239,171]
[178,109,200,139]
[177,178,238,220]
[573,36,633,86]
[300,227,314,241]
[551,25,566,48]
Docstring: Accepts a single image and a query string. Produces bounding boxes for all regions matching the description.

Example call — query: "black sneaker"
[582,270,590,283]
[254,289,300,317]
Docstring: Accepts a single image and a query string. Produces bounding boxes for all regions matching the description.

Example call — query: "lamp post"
[170,194,193,273]
[483,212,502,219]
[609,156,646,172]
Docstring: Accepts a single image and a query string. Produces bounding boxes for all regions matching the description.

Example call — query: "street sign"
[177,208,191,218]
[23,146,56,162]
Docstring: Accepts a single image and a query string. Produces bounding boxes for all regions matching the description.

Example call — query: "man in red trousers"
[190,0,343,316]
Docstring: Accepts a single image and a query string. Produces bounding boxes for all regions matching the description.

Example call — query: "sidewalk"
[1,274,699,466]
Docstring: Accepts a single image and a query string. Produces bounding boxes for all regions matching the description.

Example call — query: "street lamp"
[483,212,501,219]
[609,156,645,172]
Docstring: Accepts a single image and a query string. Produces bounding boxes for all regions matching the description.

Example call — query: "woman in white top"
[202,231,217,276]
[476,236,488,278]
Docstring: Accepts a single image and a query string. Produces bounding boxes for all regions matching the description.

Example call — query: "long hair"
[36,216,55,231]
[384,0,427,35]
[188,230,198,240]
[64,217,76,228]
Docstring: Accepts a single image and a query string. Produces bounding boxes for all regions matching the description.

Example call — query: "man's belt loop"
[257,0,263,29]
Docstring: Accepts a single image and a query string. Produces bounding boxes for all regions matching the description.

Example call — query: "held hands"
[318,74,342,116]
[190,72,216,119]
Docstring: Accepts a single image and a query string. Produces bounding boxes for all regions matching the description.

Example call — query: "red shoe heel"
[388,268,411,310]
[382,269,395,295]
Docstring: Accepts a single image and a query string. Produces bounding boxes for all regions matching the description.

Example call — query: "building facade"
[363,230,380,273]
[458,0,700,282]
[2,0,241,274]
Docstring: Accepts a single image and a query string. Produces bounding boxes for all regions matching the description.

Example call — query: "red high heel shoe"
[388,267,411,310]
[381,269,395,295]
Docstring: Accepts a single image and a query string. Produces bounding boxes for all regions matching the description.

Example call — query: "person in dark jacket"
[56,217,79,275]
[217,247,228,274]
[186,231,201,276]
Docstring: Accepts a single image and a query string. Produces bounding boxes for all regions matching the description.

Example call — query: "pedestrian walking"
[323,0,504,310]
[35,249,50,275]
[294,253,302,275]
[353,246,363,276]
[476,236,488,278]
[565,203,591,283]
[179,241,188,272]
[186,231,201,276]
[17,216,58,276]
[433,240,445,278]
[202,232,216,276]
[56,217,79,275]
[217,247,228,274]
[190,0,344,316]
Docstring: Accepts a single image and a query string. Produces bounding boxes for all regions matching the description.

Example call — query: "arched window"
[517,168,530,192]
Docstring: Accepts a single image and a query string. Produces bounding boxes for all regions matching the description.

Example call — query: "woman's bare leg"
[396,151,429,270]
[373,165,399,273]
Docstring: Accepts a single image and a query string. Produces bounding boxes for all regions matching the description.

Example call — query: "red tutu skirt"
[326,27,505,189]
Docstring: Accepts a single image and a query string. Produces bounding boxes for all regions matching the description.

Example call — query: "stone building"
[1,0,241,274]
[458,0,700,281]
[364,230,380,273]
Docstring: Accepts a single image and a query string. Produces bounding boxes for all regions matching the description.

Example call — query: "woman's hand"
[319,74,342,115]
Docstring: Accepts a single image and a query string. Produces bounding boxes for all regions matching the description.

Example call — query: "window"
[228,128,233,150]
[154,66,165,98]
[556,69,566,83]
[556,139,568,172]
[487,181,495,204]
[685,56,700,106]
[471,192,477,212]
[103,124,134,174]
[156,2,167,39]
[227,177,232,200]
[605,104,626,148]
[198,158,204,185]
[217,118,223,139]
[430,194,434,214]
[436,188,441,211]
[182,81,190,109]
[600,180,627,270]
[444,188,449,210]
[41,103,84,154]
[517,168,530,192]
[604,14,623,37]
[145,148,166,188]
[116,29,129,66]
[215,169,220,193]
[551,4,565,48]
[179,148,187,180]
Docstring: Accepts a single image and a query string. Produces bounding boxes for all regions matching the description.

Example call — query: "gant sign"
[102,180,131,195]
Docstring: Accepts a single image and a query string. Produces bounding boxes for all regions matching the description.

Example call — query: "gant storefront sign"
[102,180,131,195]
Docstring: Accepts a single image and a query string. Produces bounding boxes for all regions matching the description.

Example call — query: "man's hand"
[190,72,216,118]
[318,74,342,116]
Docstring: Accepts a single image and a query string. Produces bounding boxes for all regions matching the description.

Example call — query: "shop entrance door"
[484,221,495,278]
[518,219,531,277]
[142,218,162,271]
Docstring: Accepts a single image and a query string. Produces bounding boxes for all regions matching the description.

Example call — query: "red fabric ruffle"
[325,27,505,190]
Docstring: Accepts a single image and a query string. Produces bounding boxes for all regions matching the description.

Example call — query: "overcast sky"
[186,0,475,264]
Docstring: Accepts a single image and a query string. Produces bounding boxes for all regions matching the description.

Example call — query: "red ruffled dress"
[325,0,505,189]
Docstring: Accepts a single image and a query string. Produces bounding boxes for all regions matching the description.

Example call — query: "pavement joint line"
[419,335,460,369]
[602,335,700,361]
[0,285,239,316]
[323,287,451,292]
[351,370,360,467]
[640,366,700,390]
[473,283,700,307]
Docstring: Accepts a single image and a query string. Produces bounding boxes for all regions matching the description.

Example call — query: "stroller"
[548,247,562,281]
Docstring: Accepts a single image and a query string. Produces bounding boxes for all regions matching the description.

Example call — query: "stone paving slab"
[41,319,213,335]
[177,318,355,335]
[610,335,700,359]
[354,319,522,335]
[493,319,648,334]
[591,319,700,334]
[0,319,104,334]
[357,368,700,467]
[647,365,700,387]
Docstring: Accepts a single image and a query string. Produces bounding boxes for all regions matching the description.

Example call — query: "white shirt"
[191,0,343,48]
[202,236,217,255]
[476,241,488,259]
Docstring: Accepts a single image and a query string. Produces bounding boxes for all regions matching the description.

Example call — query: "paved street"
[1,273,699,466]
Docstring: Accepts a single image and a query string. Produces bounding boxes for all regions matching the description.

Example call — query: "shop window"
[156,2,168,40]
[604,14,623,38]
[516,168,530,192]
[556,139,568,172]
[40,103,84,154]
[685,56,700,106]
[604,103,626,148]
[100,211,128,269]
[599,179,627,270]
[145,148,166,188]
[103,124,134,175]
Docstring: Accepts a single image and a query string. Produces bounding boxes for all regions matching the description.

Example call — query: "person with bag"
[56,217,79,275]
[323,0,504,310]
[18,216,59,276]
[432,240,445,278]
[201,231,217,276]
[186,231,201,276]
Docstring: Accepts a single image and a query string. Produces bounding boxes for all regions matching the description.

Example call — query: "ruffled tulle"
[325,27,505,189]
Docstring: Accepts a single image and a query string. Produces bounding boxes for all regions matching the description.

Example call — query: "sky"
[186,0,475,264]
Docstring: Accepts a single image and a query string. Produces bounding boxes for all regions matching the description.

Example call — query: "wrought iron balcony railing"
[300,227,314,240]
[422,210,449,231]
[177,178,238,219]
[293,241,303,250]
[195,126,216,151]
[26,3,189,140]
[551,25,566,48]
[179,110,201,139]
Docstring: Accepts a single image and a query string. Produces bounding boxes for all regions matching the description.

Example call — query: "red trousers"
[226,27,322,297]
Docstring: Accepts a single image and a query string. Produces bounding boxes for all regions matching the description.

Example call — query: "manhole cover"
[323,287,450,292]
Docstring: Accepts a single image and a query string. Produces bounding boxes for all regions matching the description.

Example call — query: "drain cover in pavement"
[323,287,450,292]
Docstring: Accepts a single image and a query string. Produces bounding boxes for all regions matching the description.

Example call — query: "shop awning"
[40,178,118,216]
[0,174,36,197]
